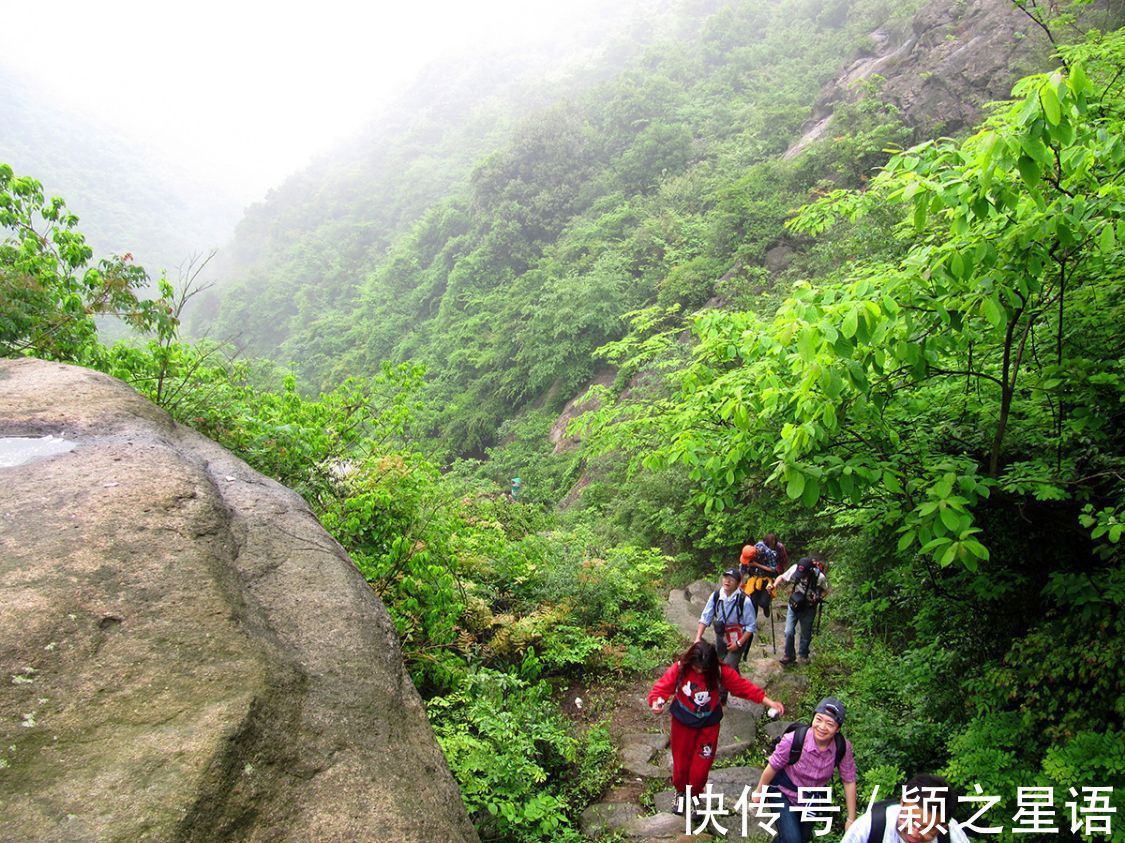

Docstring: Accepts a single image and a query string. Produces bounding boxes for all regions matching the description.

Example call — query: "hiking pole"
[766,583,777,654]
[815,600,825,635]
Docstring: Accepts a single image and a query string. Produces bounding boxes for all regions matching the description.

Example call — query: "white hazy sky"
[2,0,611,203]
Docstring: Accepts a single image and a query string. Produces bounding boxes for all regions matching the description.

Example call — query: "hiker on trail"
[841,773,970,843]
[649,640,785,816]
[770,554,828,665]
[742,533,788,618]
[695,568,757,671]
[739,542,758,577]
[750,697,857,842]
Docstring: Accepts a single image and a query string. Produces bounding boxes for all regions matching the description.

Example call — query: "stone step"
[619,730,672,778]
[651,767,776,842]
[763,719,798,741]
[580,802,643,838]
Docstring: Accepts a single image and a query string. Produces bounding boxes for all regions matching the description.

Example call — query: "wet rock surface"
[0,358,478,842]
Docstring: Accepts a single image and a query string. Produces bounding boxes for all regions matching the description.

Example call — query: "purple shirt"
[768,728,856,804]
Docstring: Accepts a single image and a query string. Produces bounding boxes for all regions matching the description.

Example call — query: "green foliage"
[99,330,677,838]
[0,163,169,361]
[7,6,1122,840]
[563,723,619,810]
[968,611,1124,747]
[944,720,1125,843]
[858,764,906,807]
[571,28,1124,843]
[585,31,1125,574]
[809,636,956,775]
[428,669,580,841]
[199,0,932,462]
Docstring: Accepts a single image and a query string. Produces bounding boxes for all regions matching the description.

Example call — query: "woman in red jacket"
[649,640,785,815]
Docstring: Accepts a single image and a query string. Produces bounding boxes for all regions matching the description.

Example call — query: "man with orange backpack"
[742,533,788,618]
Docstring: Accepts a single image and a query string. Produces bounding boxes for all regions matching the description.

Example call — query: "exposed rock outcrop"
[549,368,616,454]
[0,358,478,842]
[785,0,1047,159]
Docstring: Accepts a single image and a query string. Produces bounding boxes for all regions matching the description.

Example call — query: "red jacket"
[648,662,766,727]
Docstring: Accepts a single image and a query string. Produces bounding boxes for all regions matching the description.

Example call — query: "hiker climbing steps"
[581,576,813,840]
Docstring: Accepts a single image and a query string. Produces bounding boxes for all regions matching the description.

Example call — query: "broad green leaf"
[883,471,903,494]
[922,537,951,554]
[940,505,963,533]
[1099,223,1116,253]
[913,200,928,231]
[896,530,916,552]
[963,540,990,560]
[1040,83,1062,125]
[950,251,964,279]
[1017,154,1041,189]
[1020,134,1050,164]
[982,296,1004,328]
[801,477,820,508]
[797,326,819,361]
[1067,62,1089,94]
[786,472,806,500]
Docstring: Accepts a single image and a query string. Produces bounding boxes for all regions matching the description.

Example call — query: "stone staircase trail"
[580,580,811,842]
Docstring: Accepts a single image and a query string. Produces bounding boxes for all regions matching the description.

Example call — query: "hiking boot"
[779,656,794,665]
[673,793,685,816]
[798,655,811,664]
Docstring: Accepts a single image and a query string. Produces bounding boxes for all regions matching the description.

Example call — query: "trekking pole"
[815,600,824,635]
[770,607,776,655]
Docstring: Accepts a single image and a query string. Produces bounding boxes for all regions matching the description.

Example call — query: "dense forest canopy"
[3,0,1123,840]
[198,0,953,456]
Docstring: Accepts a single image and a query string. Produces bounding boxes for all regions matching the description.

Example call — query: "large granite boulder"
[0,358,478,842]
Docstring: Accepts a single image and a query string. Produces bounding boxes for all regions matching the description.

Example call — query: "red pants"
[669,717,721,794]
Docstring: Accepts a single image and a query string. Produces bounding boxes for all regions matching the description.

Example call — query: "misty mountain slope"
[0,66,240,278]
[199,0,1050,457]
[192,0,673,346]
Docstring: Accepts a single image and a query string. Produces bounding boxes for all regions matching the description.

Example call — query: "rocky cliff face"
[0,358,478,842]
[785,0,1049,158]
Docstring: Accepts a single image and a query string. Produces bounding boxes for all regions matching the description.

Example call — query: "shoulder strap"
[869,799,898,843]
[788,724,809,766]
[713,590,744,624]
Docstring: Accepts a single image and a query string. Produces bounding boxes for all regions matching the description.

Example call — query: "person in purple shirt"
[750,697,858,842]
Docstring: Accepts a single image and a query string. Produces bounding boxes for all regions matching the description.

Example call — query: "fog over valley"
[1,0,641,276]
